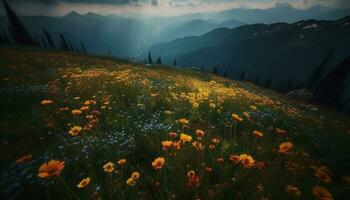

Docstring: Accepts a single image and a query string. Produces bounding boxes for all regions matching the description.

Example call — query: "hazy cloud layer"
[1,0,349,16]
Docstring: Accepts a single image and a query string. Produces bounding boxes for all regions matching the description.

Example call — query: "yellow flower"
[239,154,255,168]
[253,130,264,138]
[126,178,136,186]
[250,105,257,110]
[69,126,82,136]
[131,171,140,180]
[41,99,53,105]
[152,157,165,170]
[180,133,192,143]
[117,159,126,165]
[77,177,91,188]
[16,154,32,164]
[209,102,216,109]
[286,185,302,197]
[162,140,173,150]
[38,160,65,178]
[103,162,115,173]
[231,113,243,122]
[71,109,82,115]
[278,142,293,154]
[312,186,333,200]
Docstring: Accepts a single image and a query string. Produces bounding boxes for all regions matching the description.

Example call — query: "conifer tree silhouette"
[2,0,35,45]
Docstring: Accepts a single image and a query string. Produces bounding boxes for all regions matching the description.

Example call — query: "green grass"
[0,47,350,199]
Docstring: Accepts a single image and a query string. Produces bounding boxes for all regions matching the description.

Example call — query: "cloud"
[5,0,139,4]
[151,0,158,6]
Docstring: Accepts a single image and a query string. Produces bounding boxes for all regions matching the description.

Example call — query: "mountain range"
[1,2,350,59]
[150,16,350,86]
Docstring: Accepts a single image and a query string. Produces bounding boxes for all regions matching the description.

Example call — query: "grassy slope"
[0,47,349,199]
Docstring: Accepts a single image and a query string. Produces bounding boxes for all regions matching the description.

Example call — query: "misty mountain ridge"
[150,16,350,87]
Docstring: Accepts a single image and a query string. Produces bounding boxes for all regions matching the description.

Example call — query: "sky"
[1,0,350,16]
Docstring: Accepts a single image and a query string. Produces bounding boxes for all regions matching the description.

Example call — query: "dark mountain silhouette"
[150,16,350,85]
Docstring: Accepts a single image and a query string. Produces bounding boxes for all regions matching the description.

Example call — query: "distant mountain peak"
[273,2,294,9]
[65,11,80,17]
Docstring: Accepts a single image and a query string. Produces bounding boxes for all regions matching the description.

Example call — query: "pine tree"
[223,71,228,78]
[59,33,69,51]
[148,52,153,64]
[314,56,350,108]
[307,49,333,91]
[264,78,272,88]
[254,76,260,85]
[173,59,176,66]
[2,0,35,45]
[42,27,55,48]
[240,70,246,81]
[212,66,218,75]
[80,42,88,54]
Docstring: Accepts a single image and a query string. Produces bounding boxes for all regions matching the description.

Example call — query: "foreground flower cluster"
[2,50,349,199]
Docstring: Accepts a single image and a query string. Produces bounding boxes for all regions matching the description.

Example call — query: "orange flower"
[313,167,332,183]
[77,177,91,188]
[195,129,205,138]
[41,99,53,105]
[239,154,255,168]
[69,126,82,136]
[187,170,196,178]
[276,128,287,135]
[71,109,82,115]
[173,140,182,150]
[229,154,241,164]
[205,166,213,173]
[131,171,140,180]
[187,171,200,188]
[286,185,302,197]
[217,158,225,164]
[169,132,178,138]
[103,162,115,173]
[231,113,243,122]
[38,160,65,178]
[117,159,126,165]
[178,118,189,125]
[16,154,32,164]
[80,106,89,111]
[180,133,192,143]
[209,144,216,150]
[253,130,264,138]
[192,141,205,150]
[312,186,333,200]
[126,178,136,186]
[278,142,293,154]
[84,100,96,105]
[162,140,173,150]
[212,137,220,144]
[152,157,165,170]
